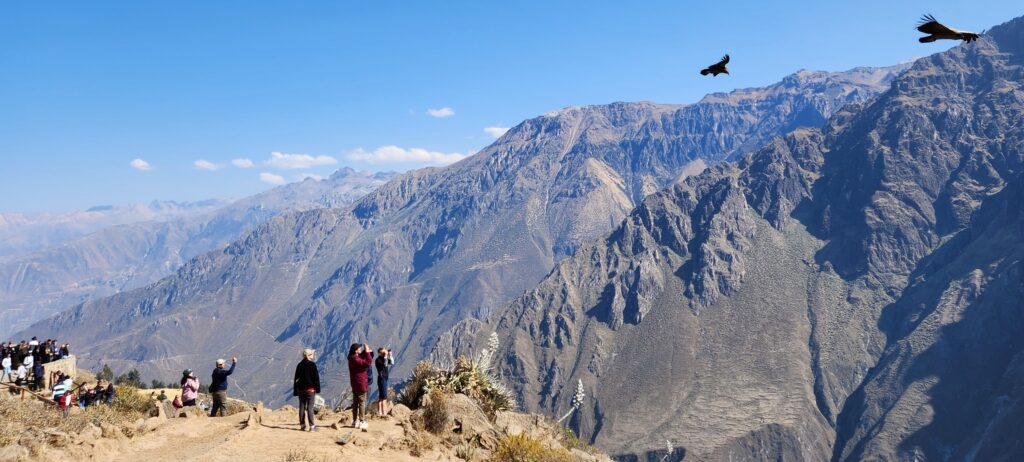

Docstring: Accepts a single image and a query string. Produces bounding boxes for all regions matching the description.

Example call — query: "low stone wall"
[42,355,76,390]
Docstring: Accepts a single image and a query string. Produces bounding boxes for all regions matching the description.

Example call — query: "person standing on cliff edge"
[209,356,237,417]
[293,348,321,432]
[347,343,373,431]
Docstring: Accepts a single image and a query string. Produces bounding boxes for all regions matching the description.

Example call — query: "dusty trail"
[71,410,446,462]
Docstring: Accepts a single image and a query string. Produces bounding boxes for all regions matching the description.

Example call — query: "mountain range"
[18,63,907,414]
[0,169,392,336]
[438,14,1024,461]
[0,200,228,261]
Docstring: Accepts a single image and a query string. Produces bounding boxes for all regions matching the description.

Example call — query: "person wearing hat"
[180,368,199,407]
[209,357,237,417]
[293,348,321,432]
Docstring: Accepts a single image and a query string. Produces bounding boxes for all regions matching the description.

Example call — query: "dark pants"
[298,391,316,429]
[210,391,228,417]
[183,399,196,407]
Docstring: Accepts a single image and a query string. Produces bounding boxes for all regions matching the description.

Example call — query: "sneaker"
[360,420,369,431]
[300,426,306,432]
[309,426,318,433]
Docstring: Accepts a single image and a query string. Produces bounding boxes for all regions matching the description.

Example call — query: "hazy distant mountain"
[0,200,228,261]
[22,64,905,404]
[439,15,1024,461]
[0,168,392,336]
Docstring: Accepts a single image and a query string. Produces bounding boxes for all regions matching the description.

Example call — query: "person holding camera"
[209,356,237,417]
[375,347,395,416]
[347,343,374,430]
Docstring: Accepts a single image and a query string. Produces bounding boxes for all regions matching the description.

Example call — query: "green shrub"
[399,356,515,419]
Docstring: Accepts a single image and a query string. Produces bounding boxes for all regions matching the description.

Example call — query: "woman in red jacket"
[347,343,374,430]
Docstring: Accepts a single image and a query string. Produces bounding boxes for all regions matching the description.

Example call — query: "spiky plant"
[556,379,586,424]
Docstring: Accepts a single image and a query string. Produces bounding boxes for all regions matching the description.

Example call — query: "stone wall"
[42,355,76,390]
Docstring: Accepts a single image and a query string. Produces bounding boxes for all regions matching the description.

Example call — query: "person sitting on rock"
[51,374,73,400]
[157,390,168,402]
[180,369,199,407]
[172,394,183,409]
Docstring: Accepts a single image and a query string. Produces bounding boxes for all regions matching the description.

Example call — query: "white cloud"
[231,158,254,168]
[346,145,468,166]
[193,159,223,171]
[129,159,152,171]
[259,172,287,185]
[426,107,455,118]
[265,152,338,169]
[484,126,510,139]
[295,173,325,181]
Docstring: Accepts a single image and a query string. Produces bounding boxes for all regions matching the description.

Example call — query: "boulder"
[178,405,206,418]
[389,403,412,422]
[100,422,123,439]
[444,394,498,448]
[42,428,72,447]
[494,411,535,436]
[142,416,164,433]
[0,445,29,461]
[78,423,102,444]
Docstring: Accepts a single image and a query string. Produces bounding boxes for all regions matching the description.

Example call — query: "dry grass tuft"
[280,448,330,462]
[422,389,450,434]
[491,433,574,462]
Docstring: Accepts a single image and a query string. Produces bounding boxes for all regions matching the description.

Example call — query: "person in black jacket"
[374,348,394,416]
[293,348,321,432]
[209,357,237,417]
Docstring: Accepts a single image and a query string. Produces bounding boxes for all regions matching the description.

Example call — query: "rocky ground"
[0,388,608,462]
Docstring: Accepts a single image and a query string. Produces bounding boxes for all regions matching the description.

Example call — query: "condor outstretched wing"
[917,14,957,35]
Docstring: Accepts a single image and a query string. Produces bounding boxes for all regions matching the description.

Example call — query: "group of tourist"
[291,344,395,432]
[195,344,395,433]
[345,344,395,431]
[286,344,396,432]
[1,336,71,391]
[48,374,115,417]
[5,336,398,431]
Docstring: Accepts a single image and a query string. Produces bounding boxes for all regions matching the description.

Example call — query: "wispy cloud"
[130,159,153,171]
[259,172,287,185]
[193,159,223,171]
[296,173,325,181]
[231,158,254,168]
[484,126,510,139]
[347,145,468,166]
[265,152,338,169]
[426,107,455,118]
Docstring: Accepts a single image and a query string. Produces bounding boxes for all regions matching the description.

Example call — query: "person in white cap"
[293,348,321,432]
[209,356,237,417]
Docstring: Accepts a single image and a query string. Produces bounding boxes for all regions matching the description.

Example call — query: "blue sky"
[1,1,1019,213]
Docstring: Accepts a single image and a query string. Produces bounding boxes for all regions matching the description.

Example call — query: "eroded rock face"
[22,66,900,407]
[443,15,1024,461]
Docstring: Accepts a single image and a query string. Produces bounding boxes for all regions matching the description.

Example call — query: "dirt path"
[75,410,453,462]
